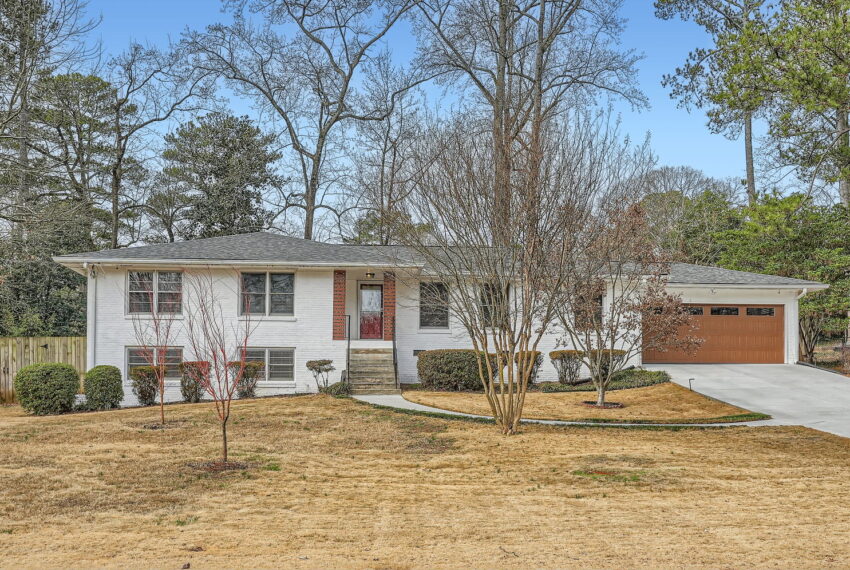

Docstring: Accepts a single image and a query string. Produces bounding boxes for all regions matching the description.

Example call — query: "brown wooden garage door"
[642,304,784,364]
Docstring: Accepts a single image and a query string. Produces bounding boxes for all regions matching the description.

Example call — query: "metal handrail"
[391,315,399,390]
[345,314,351,385]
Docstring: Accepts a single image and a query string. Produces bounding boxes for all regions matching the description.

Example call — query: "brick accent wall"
[333,270,346,340]
[383,271,396,341]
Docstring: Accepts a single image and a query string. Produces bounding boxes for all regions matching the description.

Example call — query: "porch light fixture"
[365,271,376,279]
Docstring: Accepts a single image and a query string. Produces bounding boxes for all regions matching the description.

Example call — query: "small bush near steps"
[323,381,351,396]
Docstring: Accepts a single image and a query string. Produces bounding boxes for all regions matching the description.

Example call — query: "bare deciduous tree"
[183,1,422,240]
[559,204,702,407]
[413,0,646,242]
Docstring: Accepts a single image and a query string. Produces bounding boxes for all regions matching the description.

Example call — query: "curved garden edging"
[352,394,780,429]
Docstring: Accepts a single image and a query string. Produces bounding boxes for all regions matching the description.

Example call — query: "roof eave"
[666,282,829,291]
[53,256,422,270]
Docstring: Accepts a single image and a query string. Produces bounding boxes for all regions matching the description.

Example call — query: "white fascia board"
[53,257,423,270]
[667,282,829,291]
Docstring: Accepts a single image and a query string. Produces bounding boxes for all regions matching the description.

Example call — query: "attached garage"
[643,304,784,364]
[640,263,828,365]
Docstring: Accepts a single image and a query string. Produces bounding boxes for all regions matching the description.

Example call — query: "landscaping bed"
[402,382,768,424]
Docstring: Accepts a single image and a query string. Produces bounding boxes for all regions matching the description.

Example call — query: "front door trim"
[358,281,384,339]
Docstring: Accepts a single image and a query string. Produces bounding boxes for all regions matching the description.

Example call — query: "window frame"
[126,270,183,315]
[479,282,509,329]
[239,271,295,317]
[710,306,740,316]
[238,347,296,383]
[419,281,450,330]
[746,307,775,317]
[126,346,184,381]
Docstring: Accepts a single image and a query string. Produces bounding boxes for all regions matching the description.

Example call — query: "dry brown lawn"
[1,395,849,569]
[404,382,757,423]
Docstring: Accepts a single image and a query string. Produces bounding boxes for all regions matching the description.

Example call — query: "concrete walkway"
[352,393,777,429]
[646,363,850,438]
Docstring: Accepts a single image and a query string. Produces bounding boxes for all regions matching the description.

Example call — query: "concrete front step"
[350,387,401,395]
[350,348,393,355]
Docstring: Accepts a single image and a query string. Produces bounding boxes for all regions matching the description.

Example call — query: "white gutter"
[668,282,829,291]
[54,257,422,270]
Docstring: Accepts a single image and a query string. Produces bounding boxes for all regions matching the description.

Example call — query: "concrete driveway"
[646,363,850,438]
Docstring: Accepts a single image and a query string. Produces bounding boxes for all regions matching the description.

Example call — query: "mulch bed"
[186,461,252,472]
[581,401,624,409]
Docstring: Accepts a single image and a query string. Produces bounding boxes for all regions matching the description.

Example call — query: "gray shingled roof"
[54,232,418,266]
[54,232,825,287]
[666,262,822,287]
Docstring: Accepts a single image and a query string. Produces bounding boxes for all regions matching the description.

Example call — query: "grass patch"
[0,394,846,568]
[403,382,766,424]
[572,469,645,483]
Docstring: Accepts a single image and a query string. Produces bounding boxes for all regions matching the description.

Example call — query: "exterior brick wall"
[333,270,346,340]
[383,271,396,340]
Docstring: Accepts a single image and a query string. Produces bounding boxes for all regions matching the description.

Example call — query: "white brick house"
[54,232,825,406]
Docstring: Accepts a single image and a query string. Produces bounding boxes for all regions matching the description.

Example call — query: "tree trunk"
[221,417,228,463]
[744,112,757,206]
[837,107,850,207]
[596,385,605,407]
[159,378,165,425]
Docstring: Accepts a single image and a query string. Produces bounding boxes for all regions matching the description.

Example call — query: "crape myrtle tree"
[396,110,643,434]
[183,271,258,464]
[129,270,182,425]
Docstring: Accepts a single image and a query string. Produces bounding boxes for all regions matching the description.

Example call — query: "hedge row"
[14,363,124,415]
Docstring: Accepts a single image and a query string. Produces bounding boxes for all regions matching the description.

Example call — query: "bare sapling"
[129,271,182,425]
[184,271,258,464]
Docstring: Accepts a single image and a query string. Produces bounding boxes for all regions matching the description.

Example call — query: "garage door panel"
[643,304,783,364]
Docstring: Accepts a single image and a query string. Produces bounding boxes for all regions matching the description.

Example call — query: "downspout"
[796,288,808,364]
[84,263,97,368]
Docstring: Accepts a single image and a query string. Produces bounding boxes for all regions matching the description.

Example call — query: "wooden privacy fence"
[0,337,86,403]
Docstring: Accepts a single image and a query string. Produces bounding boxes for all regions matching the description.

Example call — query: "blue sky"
[85,0,745,182]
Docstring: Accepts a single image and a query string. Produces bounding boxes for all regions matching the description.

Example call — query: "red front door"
[359,284,383,339]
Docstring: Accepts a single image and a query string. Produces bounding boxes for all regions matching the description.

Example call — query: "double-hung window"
[240,272,295,316]
[128,271,182,314]
[479,283,508,328]
[127,347,183,379]
[420,282,449,329]
[237,348,295,382]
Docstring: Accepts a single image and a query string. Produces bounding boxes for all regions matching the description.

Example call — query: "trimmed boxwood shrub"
[549,350,585,385]
[179,361,209,403]
[595,349,628,378]
[324,381,351,396]
[84,365,123,410]
[14,363,80,415]
[129,366,159,406]
[228,361,265,399]
[540,368,670,392]
[417,349,497,391]
[514,351,543,385]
